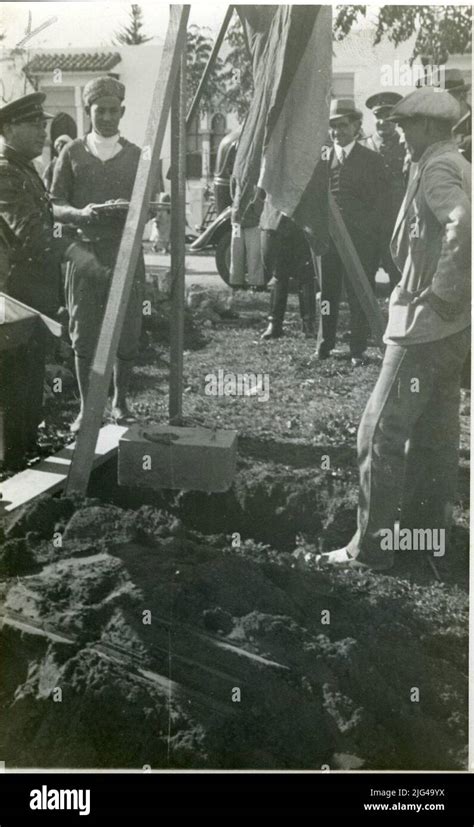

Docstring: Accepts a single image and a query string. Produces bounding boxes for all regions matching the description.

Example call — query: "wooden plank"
[169,54,186,422]
[186,5,234,129]
[65,5,190,496]
[0,424,127,515]
[328,193,386,346]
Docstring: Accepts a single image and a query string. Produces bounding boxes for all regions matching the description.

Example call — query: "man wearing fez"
[0,93,64,460]
[316,98,388,366]
[362,91,407,288]
[320,88,470,571]
[51,75,145,433]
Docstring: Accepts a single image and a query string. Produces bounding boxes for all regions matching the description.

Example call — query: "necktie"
[340,149,345,165]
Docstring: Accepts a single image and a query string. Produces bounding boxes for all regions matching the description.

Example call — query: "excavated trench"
[0,438,468,770]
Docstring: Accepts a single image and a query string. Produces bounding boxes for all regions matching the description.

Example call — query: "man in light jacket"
[319,87,470,571]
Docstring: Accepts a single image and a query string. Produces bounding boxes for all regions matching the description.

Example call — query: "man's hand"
[79,203,100,225]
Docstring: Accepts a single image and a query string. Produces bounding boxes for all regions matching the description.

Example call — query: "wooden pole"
[65,5,190,496]
[186,5,234,129]
[169,52,187,422]
[328,194,386,346]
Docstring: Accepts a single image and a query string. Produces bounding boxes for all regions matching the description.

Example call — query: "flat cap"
[417,67,471,93]
[365,91,403,115]
[0,92,52,127]
[387,88,461,123]
[444,68,471,93]
[329,98,362,123]
[83,76,125,106]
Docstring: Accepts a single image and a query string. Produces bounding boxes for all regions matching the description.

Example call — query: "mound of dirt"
[0,498,467,770]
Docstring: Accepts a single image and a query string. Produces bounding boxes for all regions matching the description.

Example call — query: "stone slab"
[118,423,238,493]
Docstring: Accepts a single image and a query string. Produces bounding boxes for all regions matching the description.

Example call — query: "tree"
[186,25,225,115]
[334,5,472,64]
[115,4,151,46]
[221,16,254,123]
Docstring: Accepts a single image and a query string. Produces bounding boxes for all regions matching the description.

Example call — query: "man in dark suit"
[317,99,389,366]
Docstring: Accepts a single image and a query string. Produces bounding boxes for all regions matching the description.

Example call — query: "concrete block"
[118,424,238,493]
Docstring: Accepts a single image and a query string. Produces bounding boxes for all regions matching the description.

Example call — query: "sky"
[0,1,231,49]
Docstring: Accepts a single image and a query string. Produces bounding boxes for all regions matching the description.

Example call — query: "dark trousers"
[319,239,377,356]
[347,328,470,567]
[261,224,316,330]
[261,224,315,288]
[0,322,47,465]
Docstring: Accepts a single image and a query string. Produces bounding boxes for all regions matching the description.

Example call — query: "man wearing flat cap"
[362,91,407,287]
[316,98,389,365]
[444,68,471,163]
[420,67,471,115]
[0,92,68,462]
[319,88,471,571]
[51,75,145,433]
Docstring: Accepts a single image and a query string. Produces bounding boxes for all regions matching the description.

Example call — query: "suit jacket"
[0,145,62,316]
[385,140,471,345]
[327,141,390,251]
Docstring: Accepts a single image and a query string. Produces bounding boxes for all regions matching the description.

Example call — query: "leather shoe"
[261,322,283,340]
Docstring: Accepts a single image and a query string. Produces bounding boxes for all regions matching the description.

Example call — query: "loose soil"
[0,284,469,770]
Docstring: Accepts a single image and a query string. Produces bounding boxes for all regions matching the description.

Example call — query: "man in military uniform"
[362,92,407,288]
[0,93,62,463]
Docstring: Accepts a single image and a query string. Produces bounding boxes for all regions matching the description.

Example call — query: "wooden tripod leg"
[169,53,187,422]
[328,194,385,346]
[65,5,190,496]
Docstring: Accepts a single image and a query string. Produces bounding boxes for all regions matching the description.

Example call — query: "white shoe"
[317,547,393,572]
[317,547,356,565]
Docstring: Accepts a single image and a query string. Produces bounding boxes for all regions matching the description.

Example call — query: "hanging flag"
[233,5,331,252]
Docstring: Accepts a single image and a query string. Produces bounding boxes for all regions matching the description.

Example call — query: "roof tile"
[25,52,121,73]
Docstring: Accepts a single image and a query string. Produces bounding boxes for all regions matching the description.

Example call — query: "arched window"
[186,115,202,178]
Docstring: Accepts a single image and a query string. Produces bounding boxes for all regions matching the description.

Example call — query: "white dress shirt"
[332,140,356,167]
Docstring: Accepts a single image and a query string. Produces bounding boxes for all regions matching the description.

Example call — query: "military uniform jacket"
[361,133,407,219]
[0,144,61,316]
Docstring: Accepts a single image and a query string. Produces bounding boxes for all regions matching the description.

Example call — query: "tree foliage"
[221,17,254,123]
[334,5,472,64]
[186,24,225,115]
[115,4,151,46]
[186,16,253,124]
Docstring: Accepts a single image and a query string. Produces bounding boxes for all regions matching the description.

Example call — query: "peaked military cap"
[0,92,52,127]
[365,92,403,115]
